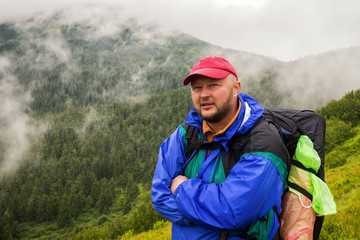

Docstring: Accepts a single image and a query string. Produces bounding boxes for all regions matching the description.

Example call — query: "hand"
[170,175,189,194]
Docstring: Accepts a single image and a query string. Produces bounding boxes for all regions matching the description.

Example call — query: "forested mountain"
[0,19,279,115]
[0,14,360,239]
[0,88,193,239]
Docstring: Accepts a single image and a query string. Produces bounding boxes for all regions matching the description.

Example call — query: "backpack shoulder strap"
[221,130,251,177]
[181,123,196,159]
[220,117,273,177]
[181,123,224,160]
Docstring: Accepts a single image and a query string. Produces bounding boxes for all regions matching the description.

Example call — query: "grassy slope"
[127,127,360,240]
[319,126,360,240]
[118,222,171,240]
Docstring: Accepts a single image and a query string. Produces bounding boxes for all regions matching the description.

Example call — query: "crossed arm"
[170,175,189,194]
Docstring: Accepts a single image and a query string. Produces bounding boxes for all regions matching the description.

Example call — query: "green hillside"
[0,87,192,239]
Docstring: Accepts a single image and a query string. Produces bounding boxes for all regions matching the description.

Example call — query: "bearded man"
[152,56,289,240]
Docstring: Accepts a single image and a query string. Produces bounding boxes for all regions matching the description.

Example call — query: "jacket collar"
[184,93,264,150]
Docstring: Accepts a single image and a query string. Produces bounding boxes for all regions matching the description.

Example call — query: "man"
[151,56,289,239]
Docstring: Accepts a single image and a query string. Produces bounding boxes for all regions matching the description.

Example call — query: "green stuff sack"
[294,135,321,172]
[311,175,337,216]
[293,135,337,216]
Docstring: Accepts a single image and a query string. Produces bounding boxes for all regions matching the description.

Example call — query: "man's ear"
[233,81,241,96]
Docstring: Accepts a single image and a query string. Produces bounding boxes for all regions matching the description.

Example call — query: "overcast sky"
[1,0,360,61]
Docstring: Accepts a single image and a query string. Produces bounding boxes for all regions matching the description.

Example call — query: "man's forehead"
[190,76,224,85]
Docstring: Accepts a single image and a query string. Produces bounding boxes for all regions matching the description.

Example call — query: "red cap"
[183,56,238,85]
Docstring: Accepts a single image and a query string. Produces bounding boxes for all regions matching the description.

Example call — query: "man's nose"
[200,87,211,98]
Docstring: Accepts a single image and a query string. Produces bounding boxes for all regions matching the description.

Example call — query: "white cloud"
[0,57,42,175]
[0,0,359,61]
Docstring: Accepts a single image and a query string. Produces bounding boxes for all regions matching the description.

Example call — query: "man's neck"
[207,113,235,134]
[204,100,241,135]
[207,119,231,135]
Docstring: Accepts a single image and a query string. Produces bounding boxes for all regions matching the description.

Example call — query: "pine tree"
[57,194,72,228]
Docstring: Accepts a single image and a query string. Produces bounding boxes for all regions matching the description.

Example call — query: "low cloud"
[1,0,360,61]
[0,56,46,176]
[276,47,360,109]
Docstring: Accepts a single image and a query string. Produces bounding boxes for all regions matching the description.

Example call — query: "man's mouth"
[201,102,214,109]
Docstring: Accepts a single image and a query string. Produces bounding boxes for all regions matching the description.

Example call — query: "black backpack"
[182,107,326,240]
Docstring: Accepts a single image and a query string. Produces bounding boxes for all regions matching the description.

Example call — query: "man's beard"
[201,104,232,123]
[197,91,233,123]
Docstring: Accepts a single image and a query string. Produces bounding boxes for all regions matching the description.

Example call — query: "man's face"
[190,74,240,124]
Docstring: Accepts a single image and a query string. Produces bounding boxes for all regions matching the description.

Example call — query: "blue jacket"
[152,94,289,240]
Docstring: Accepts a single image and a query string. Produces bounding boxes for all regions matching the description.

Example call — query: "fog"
[0,57,46,175]
[275,47,360,109]
[1,0,360,61]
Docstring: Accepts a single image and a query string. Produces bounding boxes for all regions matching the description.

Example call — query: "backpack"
[182,107,326,240]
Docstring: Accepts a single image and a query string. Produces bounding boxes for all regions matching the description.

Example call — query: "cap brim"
[183,68,230,85]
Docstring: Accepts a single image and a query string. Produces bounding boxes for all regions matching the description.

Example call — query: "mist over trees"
[0,87,192,239]
[0,21,202,114]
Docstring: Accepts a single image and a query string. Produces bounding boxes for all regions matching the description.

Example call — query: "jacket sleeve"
[173,152,286,231]
[151,127,191,225]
